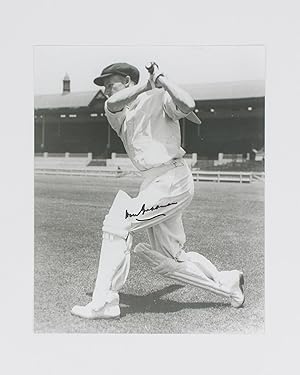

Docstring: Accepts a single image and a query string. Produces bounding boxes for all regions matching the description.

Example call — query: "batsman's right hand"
[145,62,164,89]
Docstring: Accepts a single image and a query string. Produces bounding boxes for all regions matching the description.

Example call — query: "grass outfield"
[34,175,264,334]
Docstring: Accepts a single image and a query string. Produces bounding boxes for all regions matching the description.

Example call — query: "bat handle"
[145,62,158,74]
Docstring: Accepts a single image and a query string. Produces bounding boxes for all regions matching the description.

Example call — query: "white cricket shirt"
[104,89,187,171]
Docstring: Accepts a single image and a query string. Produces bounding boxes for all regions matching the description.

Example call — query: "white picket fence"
[34,167,141,178]
[34,153,264,183]
[192,170,264,183]
[35,167,264,183]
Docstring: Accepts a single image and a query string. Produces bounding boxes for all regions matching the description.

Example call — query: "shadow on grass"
[87,284,229,316]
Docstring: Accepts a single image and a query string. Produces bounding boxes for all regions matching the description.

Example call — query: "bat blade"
[186,112,202,125]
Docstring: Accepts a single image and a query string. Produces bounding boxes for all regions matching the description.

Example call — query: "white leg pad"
[90,190,134,310]
[185,252,220,282]
[90,233,132,310]
[134,243,232,298]
[102,190,132,239]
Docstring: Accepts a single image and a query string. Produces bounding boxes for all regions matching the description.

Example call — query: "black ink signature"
[125,202,177,222]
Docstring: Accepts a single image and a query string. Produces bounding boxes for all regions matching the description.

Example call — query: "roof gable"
[34,89,106,109]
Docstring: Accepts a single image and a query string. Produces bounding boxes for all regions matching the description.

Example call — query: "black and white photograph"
[34,45,264,334]
[3,1,300,374]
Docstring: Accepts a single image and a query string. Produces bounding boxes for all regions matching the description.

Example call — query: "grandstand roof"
[181,80,265,100]
[34,89,105,109]
[34,80,264,110]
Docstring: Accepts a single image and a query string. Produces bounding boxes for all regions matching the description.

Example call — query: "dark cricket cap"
[93,62,140,86]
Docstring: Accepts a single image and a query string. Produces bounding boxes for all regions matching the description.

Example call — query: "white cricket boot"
[218,270,245,308]
[71,292,120,320]
[71,303,120,319]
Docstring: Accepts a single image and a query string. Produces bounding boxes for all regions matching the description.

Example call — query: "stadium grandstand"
[34,74,264,178]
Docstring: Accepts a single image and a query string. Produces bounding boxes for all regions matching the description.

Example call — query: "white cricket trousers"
[91,159,231,310]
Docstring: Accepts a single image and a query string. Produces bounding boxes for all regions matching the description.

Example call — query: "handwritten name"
[125,202,177,222]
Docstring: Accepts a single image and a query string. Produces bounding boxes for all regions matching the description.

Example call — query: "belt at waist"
[140,158,186,180]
